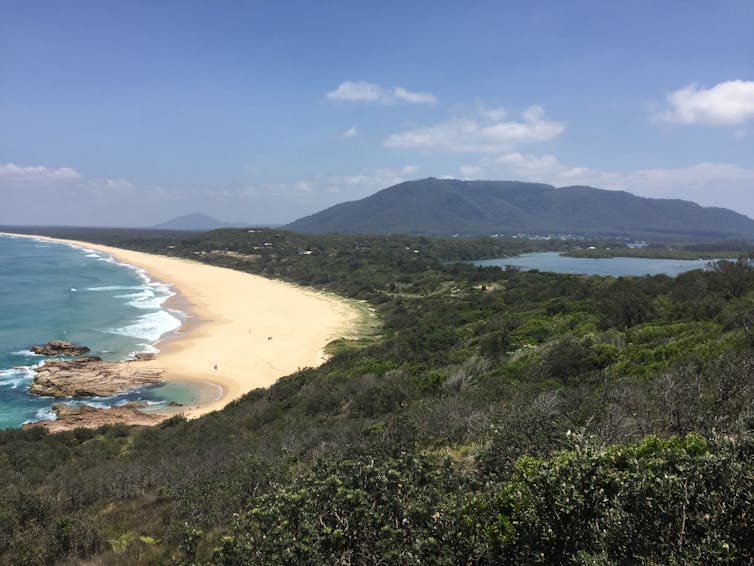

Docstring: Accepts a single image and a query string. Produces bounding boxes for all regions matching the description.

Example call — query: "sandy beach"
[2,232,365,418]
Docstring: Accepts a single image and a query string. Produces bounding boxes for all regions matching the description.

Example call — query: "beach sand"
[2,233,365,418]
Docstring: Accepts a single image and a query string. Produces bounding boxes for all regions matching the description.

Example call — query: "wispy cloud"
[459,152,754,217]
[325,168,410,193]
[326,80,437,105]
[0,162,134,191]
[459,164,482,178]
[492,152,591,181]
[384,105,565,152]
[342,126,359,138]
[0,163,146,226]
[392,87,436,104]
[294,181,313,193]
[274,166,420,203]
[87,178,135,190]
[0,162,81,182]
[652,80,754,125]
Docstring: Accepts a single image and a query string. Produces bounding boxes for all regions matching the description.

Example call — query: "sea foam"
[116,288,170,310]
[11,349,42,357]
[79,247,182,350]
[85,285,145,291]
[109,309,182,342]
[29,407,57,423]
[0,367,35,389]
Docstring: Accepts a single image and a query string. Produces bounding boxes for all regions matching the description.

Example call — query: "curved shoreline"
[1,232,365,419]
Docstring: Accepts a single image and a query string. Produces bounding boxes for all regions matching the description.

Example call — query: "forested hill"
[285,178,754,240]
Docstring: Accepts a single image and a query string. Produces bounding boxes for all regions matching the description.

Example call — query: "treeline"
[0,228,753,563]
[564,246,741,260]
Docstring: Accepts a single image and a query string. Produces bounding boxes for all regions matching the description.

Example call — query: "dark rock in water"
[23,402,165,432]
[30,357,164,397]
[168,401,183,407]
[31,340,90,356]
[134,352,156,361]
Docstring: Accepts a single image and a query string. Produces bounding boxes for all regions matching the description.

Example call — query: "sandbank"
[2,232,365,418]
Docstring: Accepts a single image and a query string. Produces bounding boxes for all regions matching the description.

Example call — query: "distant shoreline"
[1,232,364,420]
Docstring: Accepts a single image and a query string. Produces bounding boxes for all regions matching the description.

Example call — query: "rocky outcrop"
[134,352,156,361]
[30,357,164,397]
[31,340,90,356]
[23,402,166,432]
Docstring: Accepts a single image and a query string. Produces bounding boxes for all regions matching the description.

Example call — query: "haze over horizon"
[2,1,753,227]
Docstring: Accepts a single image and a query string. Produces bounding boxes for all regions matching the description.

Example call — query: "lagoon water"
[474,252,712,277]
[0,234,194,429]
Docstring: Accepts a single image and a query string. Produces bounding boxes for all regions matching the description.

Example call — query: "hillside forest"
[0,227,752,564]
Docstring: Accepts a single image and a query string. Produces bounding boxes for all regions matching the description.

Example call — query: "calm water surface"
[474,252,712,277]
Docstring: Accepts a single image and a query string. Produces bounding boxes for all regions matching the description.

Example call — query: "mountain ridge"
[285,178,754,240]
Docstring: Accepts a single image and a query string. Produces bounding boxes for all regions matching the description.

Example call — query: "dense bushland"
[1,228,753,564]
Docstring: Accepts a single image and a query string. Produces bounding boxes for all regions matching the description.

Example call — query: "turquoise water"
[0,234,199,429]
[474,252,712,277]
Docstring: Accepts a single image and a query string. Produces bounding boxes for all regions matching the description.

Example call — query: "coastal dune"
[6,234,363,419]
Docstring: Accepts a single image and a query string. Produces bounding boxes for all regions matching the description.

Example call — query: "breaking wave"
[108,309,182,342]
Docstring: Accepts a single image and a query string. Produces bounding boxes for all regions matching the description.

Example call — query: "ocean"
[0,234,197,429]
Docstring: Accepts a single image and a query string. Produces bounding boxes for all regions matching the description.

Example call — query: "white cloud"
[459,164,482,177]
[0,162,135,192]
[0,161,138,217]
[280,167,415,202]
[384,105,565,152]
[653,80,754,125]
[327,81,381,102]
[326,80,437,105]
[461,152,754,218]
[493,152,591,181]
[479,106,507,122]
[88,178,135,190]
[617,163,754,218]
[0,163,154,226]
[629,162,754,197]
[342,126,359,138]
[392,87,437,105]
[0,162,81,182]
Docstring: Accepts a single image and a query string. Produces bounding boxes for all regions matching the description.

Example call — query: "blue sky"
[2,1,753,226]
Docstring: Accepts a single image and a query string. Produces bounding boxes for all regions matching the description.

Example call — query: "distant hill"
[285,178,754,240]
[152,213,236,231]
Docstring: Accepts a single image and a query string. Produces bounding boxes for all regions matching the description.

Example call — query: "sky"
[2,0,754,227]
